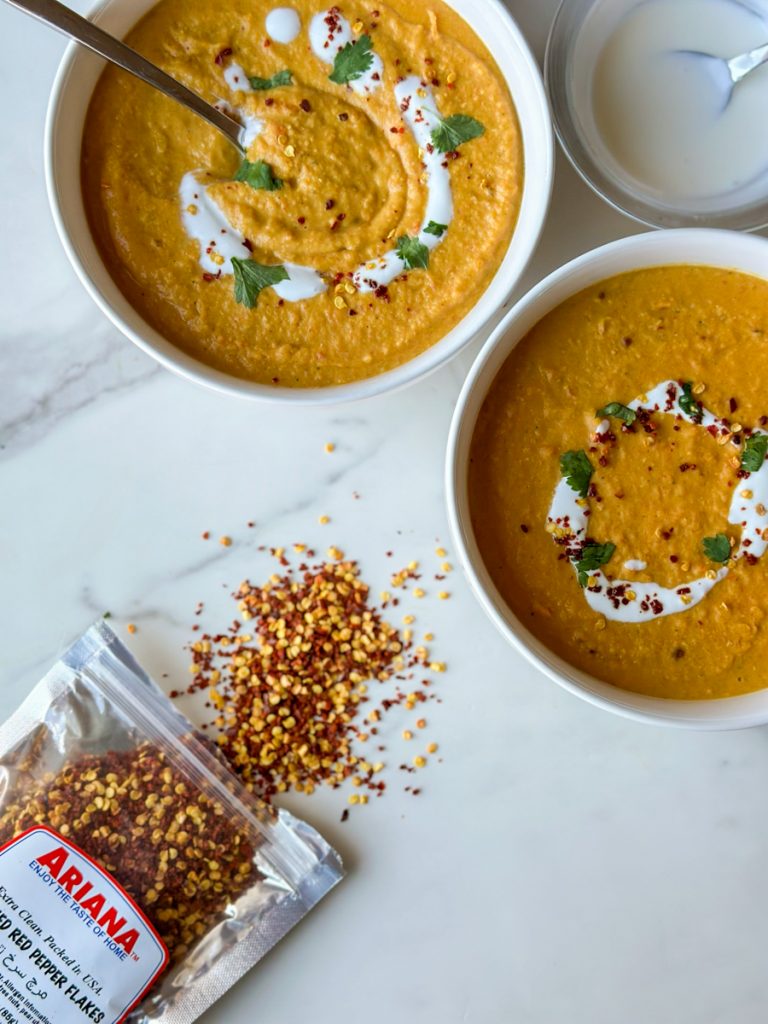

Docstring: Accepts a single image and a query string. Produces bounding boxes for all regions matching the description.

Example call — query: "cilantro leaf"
[424,221,447,237]
[329,34,374,85]
[741,433,768,473]
[231,258,289,308]
[249,69,293,90]
[396,234,430,271]
[431,113,485,154]
[678,381,703,423]
[702,533,731,563]
[233,159,282,191]
[596,402,636,426]
[575,542,616,588]
[560,449,593,498]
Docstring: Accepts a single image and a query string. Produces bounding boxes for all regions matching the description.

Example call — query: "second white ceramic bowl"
[447,228,768,730]
[45,0,553,405]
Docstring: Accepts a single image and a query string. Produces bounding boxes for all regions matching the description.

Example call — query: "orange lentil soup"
[469,266,768,700]
[81,0,523,388]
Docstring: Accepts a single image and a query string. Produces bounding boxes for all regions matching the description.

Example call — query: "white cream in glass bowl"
[546,0,768,229]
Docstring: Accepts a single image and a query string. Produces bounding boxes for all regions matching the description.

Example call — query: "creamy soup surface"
[81,0,523,388]
[469,266,768,700]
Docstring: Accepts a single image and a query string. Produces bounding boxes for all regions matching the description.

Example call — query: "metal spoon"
[677,40,768,110]
[3,0,247,154]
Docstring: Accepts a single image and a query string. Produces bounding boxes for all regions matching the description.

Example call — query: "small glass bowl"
[545,0,768,231]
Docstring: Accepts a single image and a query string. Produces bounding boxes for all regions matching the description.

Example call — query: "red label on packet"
[0,826,169,1024]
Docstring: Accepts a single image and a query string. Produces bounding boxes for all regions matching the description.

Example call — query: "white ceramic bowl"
[447,228,768,730]
[45,0,553,405]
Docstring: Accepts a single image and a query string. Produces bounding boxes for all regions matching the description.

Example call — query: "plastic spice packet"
[0,621,344,1023]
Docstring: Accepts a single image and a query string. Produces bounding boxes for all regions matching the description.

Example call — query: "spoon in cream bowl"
[2,0,248,154]
[676,40,768,110]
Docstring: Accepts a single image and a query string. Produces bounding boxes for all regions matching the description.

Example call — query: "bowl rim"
[44,0,554,406]
[544,0,768,233]
[446,227,768,730]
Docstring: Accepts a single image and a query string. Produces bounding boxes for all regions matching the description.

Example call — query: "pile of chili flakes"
[179,545,448,811]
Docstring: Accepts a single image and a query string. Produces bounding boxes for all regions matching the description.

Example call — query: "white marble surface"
[2,2,768,1022]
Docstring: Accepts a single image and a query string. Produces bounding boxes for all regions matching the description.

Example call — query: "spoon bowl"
[675,40,768,112]
[673,50,737,112]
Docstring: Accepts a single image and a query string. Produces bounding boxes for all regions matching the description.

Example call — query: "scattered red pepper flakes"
[182,549,445,807]
[390,561,420,589]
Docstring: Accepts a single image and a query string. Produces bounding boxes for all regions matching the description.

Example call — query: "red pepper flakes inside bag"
[0,744,256,964]
[0,622,343,1024]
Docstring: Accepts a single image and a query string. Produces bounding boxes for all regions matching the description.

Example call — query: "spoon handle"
[2,0,244,152]
[728,42,768,84]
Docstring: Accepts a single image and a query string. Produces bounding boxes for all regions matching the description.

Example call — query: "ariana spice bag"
[0,622,344,1023]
